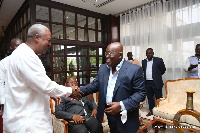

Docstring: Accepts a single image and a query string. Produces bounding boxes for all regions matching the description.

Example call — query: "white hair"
[27,24,49,39]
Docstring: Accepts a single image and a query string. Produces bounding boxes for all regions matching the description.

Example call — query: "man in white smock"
[3,24,82,133]
[0,38,23,111]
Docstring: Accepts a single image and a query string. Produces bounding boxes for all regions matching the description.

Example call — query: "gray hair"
[27,24,49,39]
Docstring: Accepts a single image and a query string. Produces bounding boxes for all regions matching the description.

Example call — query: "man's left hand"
[51,97,61,105]
[91,109,97,118]
[104,102,121,115]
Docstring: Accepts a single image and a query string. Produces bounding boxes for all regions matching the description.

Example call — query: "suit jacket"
[55,96,97,121]
[80,60,146,133]
[142,57,166,89]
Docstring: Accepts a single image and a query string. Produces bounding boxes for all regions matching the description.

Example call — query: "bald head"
[10,38,23,51]
[108,42,123,53]
[106,42,123,68]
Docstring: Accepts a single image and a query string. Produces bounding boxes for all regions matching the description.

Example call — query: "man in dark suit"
[55,77,103,133]
[80,42,146,133]
[142,48,166,116]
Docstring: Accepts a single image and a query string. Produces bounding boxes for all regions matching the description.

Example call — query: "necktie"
[198,59,200,78]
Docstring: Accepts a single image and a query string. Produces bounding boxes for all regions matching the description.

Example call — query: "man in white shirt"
[184,44,200,78]
[3,24,82,133]
[0,38,23,111]
[142,48,166,116]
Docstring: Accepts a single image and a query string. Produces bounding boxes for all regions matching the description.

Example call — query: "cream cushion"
[153,78,200,130]
[52,114,65,133]
[153,103,186,122]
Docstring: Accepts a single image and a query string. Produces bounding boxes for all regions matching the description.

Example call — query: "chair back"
[50,98,55,115]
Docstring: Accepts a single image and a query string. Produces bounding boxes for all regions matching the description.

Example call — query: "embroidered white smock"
[3,43,72,133]
[0,56,9,105]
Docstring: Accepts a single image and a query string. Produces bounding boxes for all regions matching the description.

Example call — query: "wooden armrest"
[60,119,69,133]
[156,80,169,107]
[156,97,167,107]
[61,119,69,125]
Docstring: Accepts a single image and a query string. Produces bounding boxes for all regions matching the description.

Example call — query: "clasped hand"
[72,114,85,125]
[104,102,121,115]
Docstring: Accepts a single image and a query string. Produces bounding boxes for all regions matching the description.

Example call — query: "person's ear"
[35,34,40,43]
[119,53,123,58]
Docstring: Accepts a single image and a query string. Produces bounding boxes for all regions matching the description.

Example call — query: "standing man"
[126,52,141,66]
[69,60,75,76]
[80,42,146,133]
[0,38,23,133]
[142,48,166,116]
[0,38,23,110]
[3,24,82,133]
[184,44,200,78]
[55,77,103,133]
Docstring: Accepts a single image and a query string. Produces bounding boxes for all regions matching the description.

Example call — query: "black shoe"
[139,119,144,126]
[146,112,153,116]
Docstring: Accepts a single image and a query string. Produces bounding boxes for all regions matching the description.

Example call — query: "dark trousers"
[106,114,120,133]
[145,80,162,113]
[68,116,103,133]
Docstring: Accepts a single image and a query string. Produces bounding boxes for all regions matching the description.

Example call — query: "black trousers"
[145,80,162,113]
[68,116,103,133]
[106,114,120,133]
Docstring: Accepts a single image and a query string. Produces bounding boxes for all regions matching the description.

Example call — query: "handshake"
[69,86,84,101]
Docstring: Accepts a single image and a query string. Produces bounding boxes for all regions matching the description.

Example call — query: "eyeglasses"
[105,52,122,57]
[66,81,78,85]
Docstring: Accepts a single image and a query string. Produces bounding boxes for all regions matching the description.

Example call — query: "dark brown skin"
[104,42,123,115]
[51,97,61,105]
[26,29,52,55]
[188,45,200,71]
[66,77,96,124]
[27,28,83,101]
[127,52,133,60]
[71,115,85,125]
[146,49,154,61]
[10,39,23,51]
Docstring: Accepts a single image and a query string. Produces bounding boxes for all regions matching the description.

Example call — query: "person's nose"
[106,54,110,59]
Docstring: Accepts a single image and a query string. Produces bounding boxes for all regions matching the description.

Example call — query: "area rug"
[102,118,152,133]
[137,118,153,132]
[137,118,200,133]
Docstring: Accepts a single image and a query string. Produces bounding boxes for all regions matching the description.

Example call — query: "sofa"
[153,78,200,130]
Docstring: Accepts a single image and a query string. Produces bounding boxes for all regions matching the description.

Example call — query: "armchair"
[153,78,200,130]
[50,92,110,133]
[50,98,68,133]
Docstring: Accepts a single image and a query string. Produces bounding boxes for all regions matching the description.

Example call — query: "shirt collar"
[146,57,153,62]
[107,58,125,71]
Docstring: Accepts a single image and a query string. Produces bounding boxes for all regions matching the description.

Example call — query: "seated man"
[55,76,103,133]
